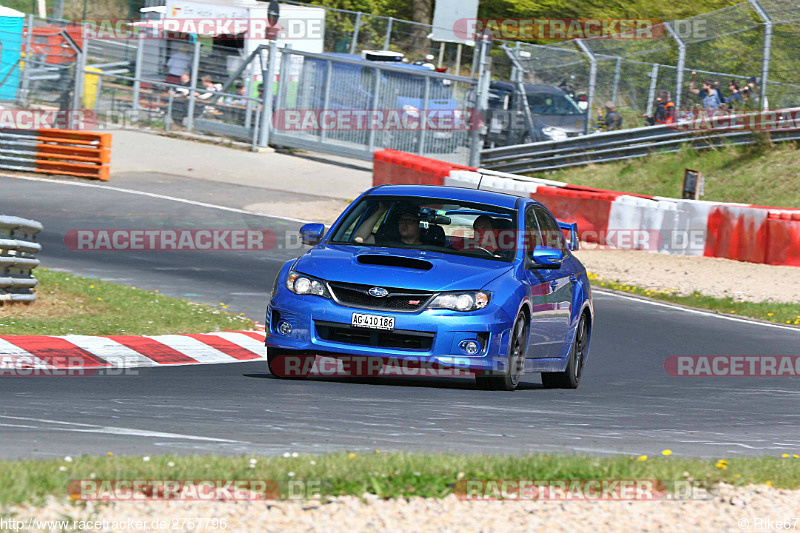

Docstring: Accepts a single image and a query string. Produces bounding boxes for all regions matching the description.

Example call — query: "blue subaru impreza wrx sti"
[265,184,593,391]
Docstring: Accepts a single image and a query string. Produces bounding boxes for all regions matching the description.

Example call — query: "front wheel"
[542,313,589,389]
[475,313,528,391]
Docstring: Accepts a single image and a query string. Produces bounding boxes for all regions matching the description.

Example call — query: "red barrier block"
[531,186,614,244]
[765,213,800,267]
[372,150,476,187]
[704,206,769,263]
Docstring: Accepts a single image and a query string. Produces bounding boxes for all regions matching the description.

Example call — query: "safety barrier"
[0,129,111,181]
[373,149,800,267]
[0,215,42,303]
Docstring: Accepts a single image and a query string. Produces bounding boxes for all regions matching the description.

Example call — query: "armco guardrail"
[0,216,43,303]
[0,129,111,181]
[481,116,800,174]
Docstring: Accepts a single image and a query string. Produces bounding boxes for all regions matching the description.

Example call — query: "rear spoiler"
[557,221,579,251]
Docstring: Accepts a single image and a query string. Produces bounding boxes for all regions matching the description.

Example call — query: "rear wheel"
[475,313,528,391]
[267,349,314,379]
[541,313,588,389]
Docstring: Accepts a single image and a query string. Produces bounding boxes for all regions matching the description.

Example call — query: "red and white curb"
[0,327,266,369]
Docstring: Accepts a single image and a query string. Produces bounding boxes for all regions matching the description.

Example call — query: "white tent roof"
[0,6,25,17]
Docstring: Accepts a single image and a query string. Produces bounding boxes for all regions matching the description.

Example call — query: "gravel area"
[4,484,798,532]
[574,248,800,303]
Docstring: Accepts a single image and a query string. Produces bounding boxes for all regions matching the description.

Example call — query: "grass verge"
[0,269,254,335]
[588,274,800,326]
[1,452,799,505]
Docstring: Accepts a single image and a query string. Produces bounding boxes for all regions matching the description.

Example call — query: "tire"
[475,313,528,391]
[542,313,589,389]
[267,349,314,379]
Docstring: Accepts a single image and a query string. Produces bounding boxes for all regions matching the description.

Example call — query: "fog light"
[278,320,292,335]
[459,340,481,355]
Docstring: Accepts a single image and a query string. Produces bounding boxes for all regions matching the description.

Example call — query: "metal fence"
[268,46,480,164]
[481,112,800,174]
[0,215,42,304]
[511,0,800,130]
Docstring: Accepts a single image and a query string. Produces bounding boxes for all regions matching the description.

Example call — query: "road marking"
[213,332,266,354]
[61,335,156,367]
[152,335,252,364]
[594,289,800,332]
[1,174,312,223]
[0,415,244,442]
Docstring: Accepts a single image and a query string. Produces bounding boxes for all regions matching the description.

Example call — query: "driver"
[353,202,423,246]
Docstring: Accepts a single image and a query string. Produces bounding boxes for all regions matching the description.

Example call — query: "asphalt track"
[2,175,800,459]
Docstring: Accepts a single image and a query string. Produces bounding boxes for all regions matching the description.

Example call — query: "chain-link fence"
[511,0,800,131]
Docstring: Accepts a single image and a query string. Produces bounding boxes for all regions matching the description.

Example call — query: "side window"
[524,206,544,253]
[534,207,567,252]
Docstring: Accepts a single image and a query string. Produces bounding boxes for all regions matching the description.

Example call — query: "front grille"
[327,281,434,312]
[315,321,434,351]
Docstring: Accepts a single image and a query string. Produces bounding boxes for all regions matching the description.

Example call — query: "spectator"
[198,75,222,100]
[726,80,744,110]
[170,72,199,126]
[688,71,722,110]
[598,101,623,131]
[225,82,248,106]
[713,80,727,106]
[644,90,676,126]
[165,47,191,85]
[741,76,760,109]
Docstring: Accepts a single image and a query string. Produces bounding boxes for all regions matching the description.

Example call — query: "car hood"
[534,114,586,133]
[293,245,512,292]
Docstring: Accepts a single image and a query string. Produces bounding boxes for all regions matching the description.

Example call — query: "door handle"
[550,280,558,290]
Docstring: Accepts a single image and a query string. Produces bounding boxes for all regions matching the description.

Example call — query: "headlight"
[428,291,491,312]
[285,271,330,298]
[542,126,568,141]
[403,104,420,118]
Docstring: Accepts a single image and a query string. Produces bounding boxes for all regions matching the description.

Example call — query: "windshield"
[329,196,517,262]
[526,92,583,115]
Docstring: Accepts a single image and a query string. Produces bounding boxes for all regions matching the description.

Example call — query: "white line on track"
[594,288,800,332]
[1,174,313,223]
[0,415,245,442]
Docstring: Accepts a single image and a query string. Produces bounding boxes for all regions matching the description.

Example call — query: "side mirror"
[557,220,580,251]
[531,245,564,268]
[300,223,325,246]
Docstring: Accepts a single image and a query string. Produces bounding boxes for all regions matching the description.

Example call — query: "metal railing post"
[131,32,145,122]
[469,37,490,167]
[320,60,333,142]
[575,40,596,134]
[646,64,659,117]
[349,12,362,55]
[611,57,622,104]
[749,0,772,111]
[366,66,380,151]
[258,41,279,147]
[417,76,429,155]
[186,39,201,131]
[664,22,685,110]
[20,14,35,105]
[383,17,393,50]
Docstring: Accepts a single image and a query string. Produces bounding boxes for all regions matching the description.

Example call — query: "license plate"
[351,313,394,330]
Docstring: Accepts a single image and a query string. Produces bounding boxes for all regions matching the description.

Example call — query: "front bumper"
[266,290,515,372]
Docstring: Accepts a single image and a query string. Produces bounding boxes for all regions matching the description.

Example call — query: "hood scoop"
[356,254,433,270]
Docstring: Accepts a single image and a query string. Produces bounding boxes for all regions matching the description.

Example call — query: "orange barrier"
[33,130,111,181]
